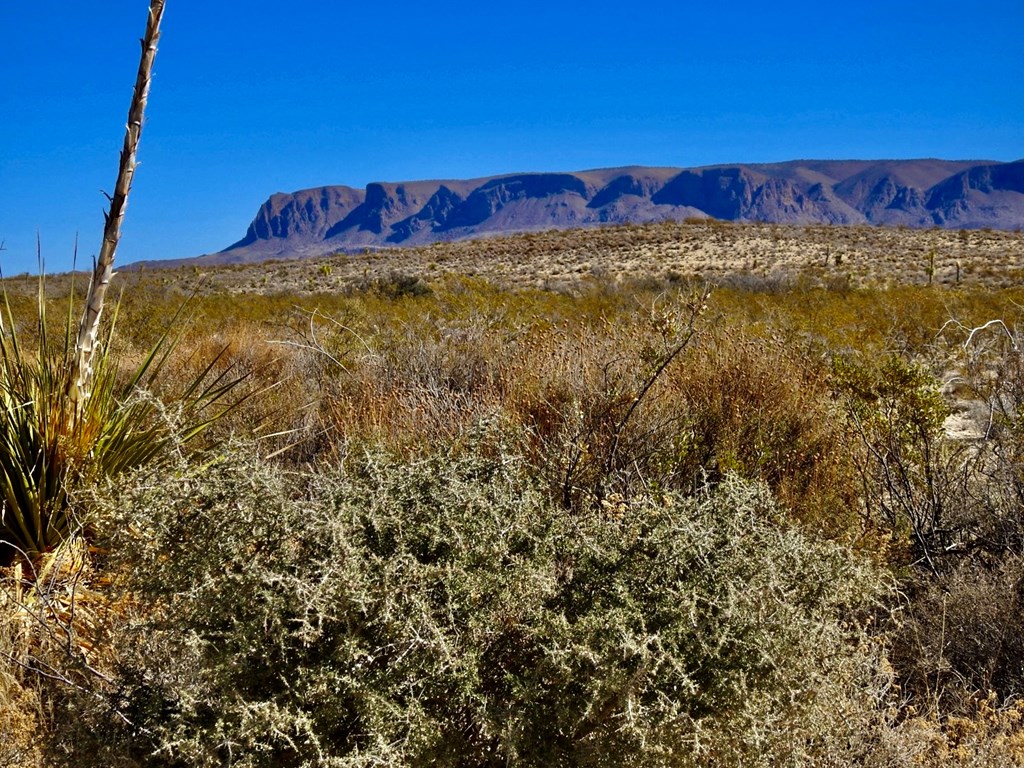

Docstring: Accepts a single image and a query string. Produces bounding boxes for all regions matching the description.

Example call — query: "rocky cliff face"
[210,159,1024,264]
[234,186,365,245]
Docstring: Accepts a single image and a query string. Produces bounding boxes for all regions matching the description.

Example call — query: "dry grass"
[6,220,1022,302]
[4,220,1024,763]
[148,220,1024,295]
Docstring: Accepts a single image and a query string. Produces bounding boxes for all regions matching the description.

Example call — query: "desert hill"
[181,159,1024,266]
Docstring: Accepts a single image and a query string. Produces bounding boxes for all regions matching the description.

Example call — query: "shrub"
[511,287,707,510]
[882,314,1024,711]
[664,332,863,542]
[61,438,889,767]
[359,271,432,299]
[831,353,956,567]
[892,559,1024,711]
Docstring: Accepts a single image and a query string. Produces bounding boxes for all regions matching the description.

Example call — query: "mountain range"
[197,159,1024,265]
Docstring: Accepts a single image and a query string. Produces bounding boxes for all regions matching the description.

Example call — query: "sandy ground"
[9,220,1024,298]
[180,221,1024,295]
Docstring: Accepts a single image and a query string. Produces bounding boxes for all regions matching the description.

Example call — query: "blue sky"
[1,1,1022,274]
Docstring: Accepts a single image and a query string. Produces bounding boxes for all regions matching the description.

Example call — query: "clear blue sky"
[1,1,1022,274]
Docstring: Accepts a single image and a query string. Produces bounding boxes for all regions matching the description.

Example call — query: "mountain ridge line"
[144,158,1024,268]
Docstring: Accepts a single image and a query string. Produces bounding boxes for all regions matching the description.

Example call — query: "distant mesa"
[173,159,1024,267]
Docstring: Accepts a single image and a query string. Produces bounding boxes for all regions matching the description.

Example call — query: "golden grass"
[4,220,1024,763]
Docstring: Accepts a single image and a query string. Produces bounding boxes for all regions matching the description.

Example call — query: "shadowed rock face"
[587,173,666,208]
[926,162,1024,226]
[231,186,365,247]
[325,182,442,237]
[440,174,592,230]
[388,185,465,242]
[653,168,768,219]
[210,159,1024,263]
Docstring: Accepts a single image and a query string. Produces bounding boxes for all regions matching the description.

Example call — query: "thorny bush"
[50,437,890,768]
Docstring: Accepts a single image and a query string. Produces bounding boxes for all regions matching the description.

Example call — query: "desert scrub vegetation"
[47,443,892,767]
[5,19,1024,757]
[8,3,1024,765]
[84,217,1023,297]
[5,265,1024,764]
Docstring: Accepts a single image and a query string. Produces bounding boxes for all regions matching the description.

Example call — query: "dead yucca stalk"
[1,1,250,562]
[67,0,165,408]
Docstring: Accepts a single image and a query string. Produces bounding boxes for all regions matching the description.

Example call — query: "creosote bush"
[58,438,888,767]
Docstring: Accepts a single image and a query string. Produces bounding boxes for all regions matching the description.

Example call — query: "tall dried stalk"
[67,0,166,407]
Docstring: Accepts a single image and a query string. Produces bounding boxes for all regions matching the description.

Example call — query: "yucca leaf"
[1,281,252,563]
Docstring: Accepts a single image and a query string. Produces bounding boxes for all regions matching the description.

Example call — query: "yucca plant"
[0,0,245,563]
[67,0,165,409]
[0,280,243,563]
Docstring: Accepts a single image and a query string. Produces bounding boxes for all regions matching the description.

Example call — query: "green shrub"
[831,353,955,567]
[63,438,889,767]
